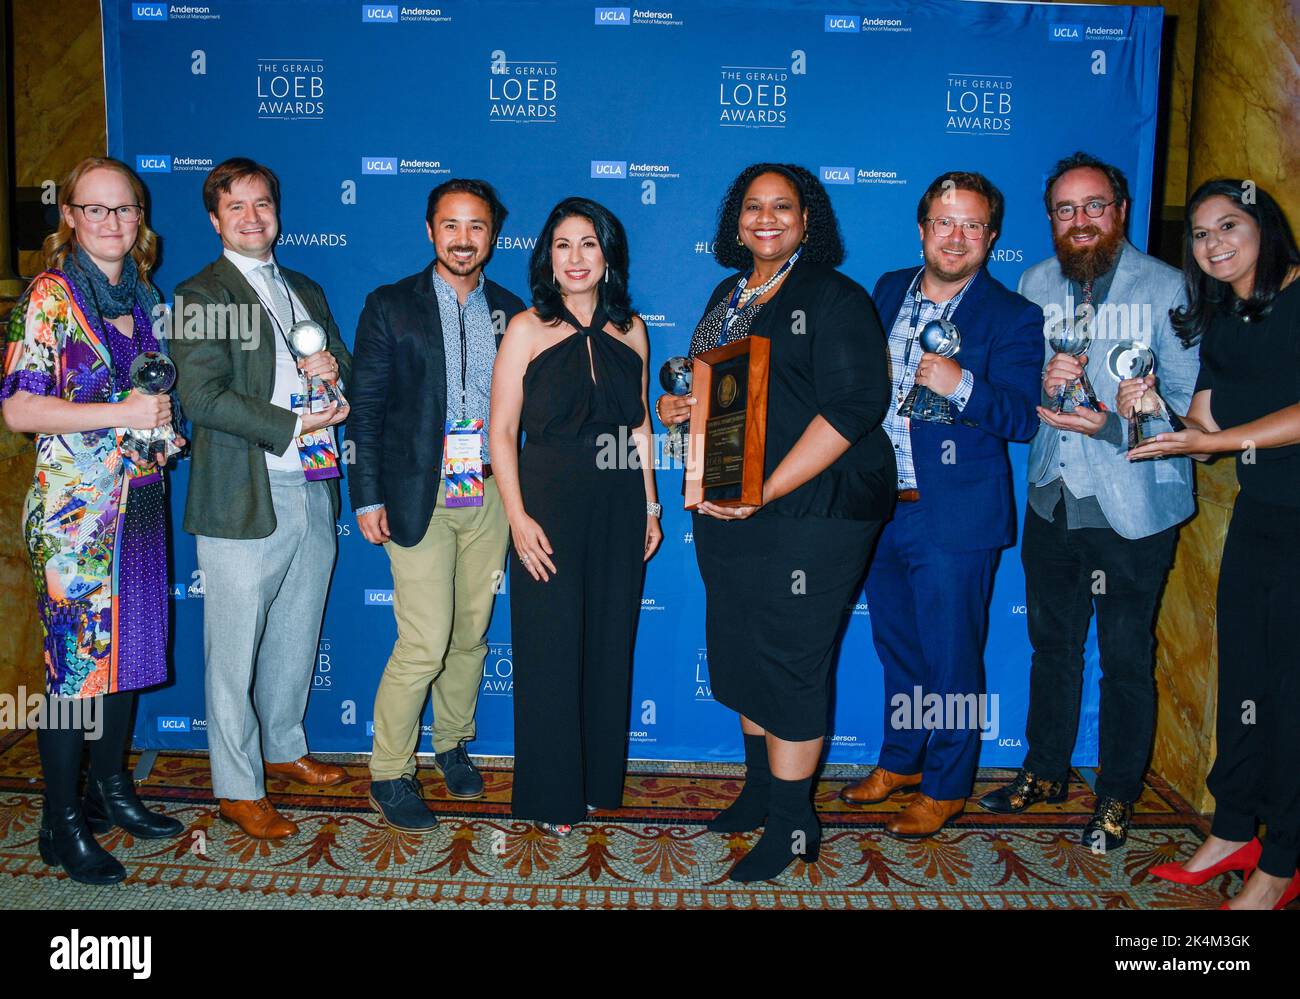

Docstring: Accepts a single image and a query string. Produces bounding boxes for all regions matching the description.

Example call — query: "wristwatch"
[646,501,663,518]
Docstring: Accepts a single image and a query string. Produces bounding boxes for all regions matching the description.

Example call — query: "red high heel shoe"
[1150,837,1261,886]
[1218,869,1300,910]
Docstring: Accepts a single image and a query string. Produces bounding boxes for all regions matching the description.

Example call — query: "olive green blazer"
[172,255,353,539]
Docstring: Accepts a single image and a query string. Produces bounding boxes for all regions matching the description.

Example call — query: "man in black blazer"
[348,180,526,832]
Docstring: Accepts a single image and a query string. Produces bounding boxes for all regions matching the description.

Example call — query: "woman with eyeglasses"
[1127,180,1300,910]
[1,157,186,885]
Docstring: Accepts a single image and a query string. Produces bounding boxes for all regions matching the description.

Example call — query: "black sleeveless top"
[521,305,645,446]
[1194,278,1300,506]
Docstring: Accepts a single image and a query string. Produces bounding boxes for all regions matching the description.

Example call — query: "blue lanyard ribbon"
[719,249,801,346]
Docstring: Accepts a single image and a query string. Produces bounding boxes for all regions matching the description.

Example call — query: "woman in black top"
[656,164,893,882]
[1126,179,1300,909]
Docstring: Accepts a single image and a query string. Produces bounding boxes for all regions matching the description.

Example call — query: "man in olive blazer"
[172,158,352,840]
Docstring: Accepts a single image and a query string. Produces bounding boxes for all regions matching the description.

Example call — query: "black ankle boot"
[84,772,184,839]
[707,734,771,833]
[39,803,127,885]
[728,775,820,883]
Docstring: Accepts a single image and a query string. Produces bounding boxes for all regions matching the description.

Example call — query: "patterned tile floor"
[0,731,1246,910]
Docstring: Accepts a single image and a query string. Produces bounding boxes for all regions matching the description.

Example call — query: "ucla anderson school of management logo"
[132,2,220,20]
[361,4,452,23]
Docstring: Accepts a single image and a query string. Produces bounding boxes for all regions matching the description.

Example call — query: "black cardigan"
[694,257,895,521]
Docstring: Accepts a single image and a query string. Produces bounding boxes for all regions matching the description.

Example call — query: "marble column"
[1149,0,1300,812]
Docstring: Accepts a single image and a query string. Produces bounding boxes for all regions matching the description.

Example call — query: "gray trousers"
[196,471,336,800]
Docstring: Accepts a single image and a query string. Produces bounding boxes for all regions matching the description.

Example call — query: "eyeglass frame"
[69,203,145,223]
[923,216,992,240]
[1050,199,1117,222]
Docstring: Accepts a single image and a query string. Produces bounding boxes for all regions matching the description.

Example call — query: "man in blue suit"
[840,171,1042,837]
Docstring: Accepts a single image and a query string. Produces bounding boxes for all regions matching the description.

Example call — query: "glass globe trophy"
[658,355,693,462]
[1047,313,1100,412]
[897,319,961,424]
[1106,340,1185,452]
[122,351,177,463]
[287,319,347,410]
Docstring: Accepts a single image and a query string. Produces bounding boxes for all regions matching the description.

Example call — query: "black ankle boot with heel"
[83,772,184,839]
[707,734,771,833]
[39,803,127,885]
[728,774,820,883]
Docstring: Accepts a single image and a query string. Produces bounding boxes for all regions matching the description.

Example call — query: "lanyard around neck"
[720,249,800,345]
[901,269,964,372]
[246,263,301,352]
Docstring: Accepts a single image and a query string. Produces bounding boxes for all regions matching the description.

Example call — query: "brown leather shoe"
[218,797,299,839]
[884,794,965,838]
[839,767,922,805]
[263,756,348,787]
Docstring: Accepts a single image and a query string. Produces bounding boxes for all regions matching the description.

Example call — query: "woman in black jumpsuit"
[490,198,661,836]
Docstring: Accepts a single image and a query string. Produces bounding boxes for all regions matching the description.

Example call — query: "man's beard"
[1054,223,1124,285]
[438,245,482,276]
[925,243,982,285]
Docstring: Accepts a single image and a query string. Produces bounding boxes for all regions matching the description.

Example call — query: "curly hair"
[711,163,844,270]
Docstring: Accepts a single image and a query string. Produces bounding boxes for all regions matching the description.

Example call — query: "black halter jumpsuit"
[510,305,648,826]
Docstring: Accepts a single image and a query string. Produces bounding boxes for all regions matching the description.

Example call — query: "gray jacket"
[1019,240,1198,540]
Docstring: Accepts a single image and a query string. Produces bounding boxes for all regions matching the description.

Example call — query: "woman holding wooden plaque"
[654,164,894,881]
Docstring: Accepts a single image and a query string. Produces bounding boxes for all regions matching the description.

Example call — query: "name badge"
[443,418,484,507]
[291,382,332,415]
[298,427,341,481]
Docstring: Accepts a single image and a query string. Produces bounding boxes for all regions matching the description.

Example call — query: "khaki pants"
[370,477,509,778]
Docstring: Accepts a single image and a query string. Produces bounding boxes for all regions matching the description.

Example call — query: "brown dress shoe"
[839,767,922,805]
[218,797,299,839]
[884,794,966,838]
[263,756,348,787]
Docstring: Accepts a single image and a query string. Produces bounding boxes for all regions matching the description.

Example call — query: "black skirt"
[693,512,881,741]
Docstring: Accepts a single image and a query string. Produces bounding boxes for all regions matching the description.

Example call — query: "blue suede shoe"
[433,742,484,799]
[368,775,438,833]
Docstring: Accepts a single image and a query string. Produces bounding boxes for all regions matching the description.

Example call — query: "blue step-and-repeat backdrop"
[105,0,1165,764]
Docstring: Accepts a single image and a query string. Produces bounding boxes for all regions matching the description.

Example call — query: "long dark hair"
[1172,179,1300,346]
[528,197,633,331]
[711,163,844,270]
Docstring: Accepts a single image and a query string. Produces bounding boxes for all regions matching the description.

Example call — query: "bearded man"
[978,152,1199,852]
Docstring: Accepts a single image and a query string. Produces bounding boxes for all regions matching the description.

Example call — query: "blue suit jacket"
[872,265,1043,552]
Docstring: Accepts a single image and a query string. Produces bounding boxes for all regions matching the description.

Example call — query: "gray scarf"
[70,245,140,319]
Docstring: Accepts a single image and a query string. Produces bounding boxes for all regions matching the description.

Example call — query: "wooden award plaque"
[683,335,770,509]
